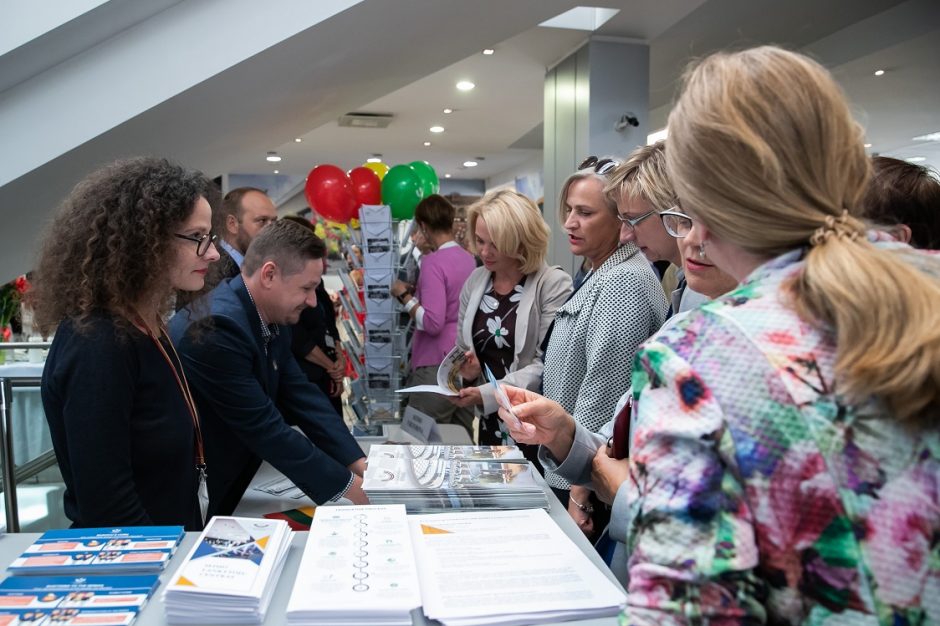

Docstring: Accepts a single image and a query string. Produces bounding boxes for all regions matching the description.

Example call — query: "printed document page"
[287,505,421,625]
[408,509,625,626]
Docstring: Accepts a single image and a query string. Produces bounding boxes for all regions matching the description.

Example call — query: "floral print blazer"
[623,243,939,625]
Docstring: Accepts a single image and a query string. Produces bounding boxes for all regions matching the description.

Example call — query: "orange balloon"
[362,161,389,181]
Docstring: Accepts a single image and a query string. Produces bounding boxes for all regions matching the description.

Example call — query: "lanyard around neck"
[134,316,206,468]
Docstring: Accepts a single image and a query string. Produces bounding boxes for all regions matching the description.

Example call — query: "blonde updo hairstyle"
[666,46,940,425]
[467,189,550,275]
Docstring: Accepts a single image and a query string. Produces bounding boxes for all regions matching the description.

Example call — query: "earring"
[698,243,706,259]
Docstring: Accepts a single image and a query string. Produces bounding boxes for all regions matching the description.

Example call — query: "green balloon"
[382,164,423,219]
[409,160,440,198]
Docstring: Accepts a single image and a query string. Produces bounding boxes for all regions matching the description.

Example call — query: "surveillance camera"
[615,113,640,132]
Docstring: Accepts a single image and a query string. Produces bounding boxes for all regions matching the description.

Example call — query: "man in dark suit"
[170,220,368,517]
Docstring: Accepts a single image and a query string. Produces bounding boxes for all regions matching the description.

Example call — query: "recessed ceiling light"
[265,151,281,163]
[864,143,872,148]
[482,49,495,55]
[874,69,885,76]
[913,131,940,142]
[906,156,927,163]
[456,81,475,91]
[463,160,478,168]
[444,174,451,178]
[294,138,302,143]
[443,108,454,114]
[273,169,279,174]
[430,125,445,133]
[366,156,383,163]
[423,141,431,147]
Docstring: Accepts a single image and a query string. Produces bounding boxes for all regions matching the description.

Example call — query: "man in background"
[210,186,279,289]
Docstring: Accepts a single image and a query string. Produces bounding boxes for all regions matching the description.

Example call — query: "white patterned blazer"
[542,243,668,489]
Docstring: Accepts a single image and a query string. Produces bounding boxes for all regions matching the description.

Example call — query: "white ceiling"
[1,0,938,281]
[254,0,940,184]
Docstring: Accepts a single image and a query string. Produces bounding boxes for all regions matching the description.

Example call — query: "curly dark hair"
[32,157,214,334]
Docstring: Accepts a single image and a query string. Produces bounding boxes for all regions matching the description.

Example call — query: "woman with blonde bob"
[590,46,939,623]
[448,189,572,451]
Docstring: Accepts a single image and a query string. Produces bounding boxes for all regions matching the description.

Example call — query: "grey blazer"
[541,243,667,489]
[456,263,572,415]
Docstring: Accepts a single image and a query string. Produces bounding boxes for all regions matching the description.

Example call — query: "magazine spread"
[362,445,548,512]
[395,345,466,396]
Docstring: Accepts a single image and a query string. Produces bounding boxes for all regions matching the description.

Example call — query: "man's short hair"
[217,186,267,232]
[242,219,326,276]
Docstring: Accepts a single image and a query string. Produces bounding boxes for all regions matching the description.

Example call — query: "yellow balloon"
[325,220,349,234]
[362,161,389,180]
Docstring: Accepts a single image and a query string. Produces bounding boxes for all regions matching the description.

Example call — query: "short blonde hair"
[604,141,675,212]
[667,45,940,425]
[468,189,549,275]
[557,169,618,224]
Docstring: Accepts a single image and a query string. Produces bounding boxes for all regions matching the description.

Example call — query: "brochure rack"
[335,205,413,430]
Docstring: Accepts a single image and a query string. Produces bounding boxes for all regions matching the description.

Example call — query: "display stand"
[335,205,413,432]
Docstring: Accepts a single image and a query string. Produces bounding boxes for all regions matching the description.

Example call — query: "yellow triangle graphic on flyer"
[256,535,270,549]
[176,576,196,586]
[421,524,452,535]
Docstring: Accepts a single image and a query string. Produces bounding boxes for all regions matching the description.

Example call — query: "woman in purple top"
[392,195,477,436]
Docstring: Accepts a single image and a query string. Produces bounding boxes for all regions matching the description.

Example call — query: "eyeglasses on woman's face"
[616,209,656,231]
[578,156,619,175]
[174,232,217,256]
[659,208,694,238]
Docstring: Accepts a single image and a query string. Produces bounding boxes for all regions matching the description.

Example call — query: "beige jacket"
[455,263,572,415]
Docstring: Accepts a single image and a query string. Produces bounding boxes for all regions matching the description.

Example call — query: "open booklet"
[286,506,625,626]
[395,345,466,396]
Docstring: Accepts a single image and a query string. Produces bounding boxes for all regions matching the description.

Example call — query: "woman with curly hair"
[34,156,220,529]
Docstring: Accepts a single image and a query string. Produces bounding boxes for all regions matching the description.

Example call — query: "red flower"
[1,326,11,341]
[13,275,29,295]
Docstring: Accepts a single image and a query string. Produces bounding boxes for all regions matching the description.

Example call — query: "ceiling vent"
[338,112,395,128]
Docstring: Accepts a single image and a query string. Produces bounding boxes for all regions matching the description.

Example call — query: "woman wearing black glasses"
[34,157,219,529]
[541,157,668,535]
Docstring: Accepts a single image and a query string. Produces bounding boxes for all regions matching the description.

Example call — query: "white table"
[234,422,473,518]
[0,482,622,626]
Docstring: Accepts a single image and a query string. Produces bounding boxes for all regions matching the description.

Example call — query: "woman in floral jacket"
[619,46,940,624]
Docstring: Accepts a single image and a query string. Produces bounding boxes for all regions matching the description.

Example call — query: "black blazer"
[169,276,364,517]
[42,315,201,529]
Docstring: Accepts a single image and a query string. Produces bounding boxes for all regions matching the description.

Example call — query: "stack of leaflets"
[163,516,291,624]
[0,574,159,626]
[7,527,184,575]
[362,445,549,512]
[410,509,626,625]
[286,505,421,626]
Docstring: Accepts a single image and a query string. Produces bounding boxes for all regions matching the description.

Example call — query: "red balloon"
[304,165,358,223]
[347,166,382,214]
